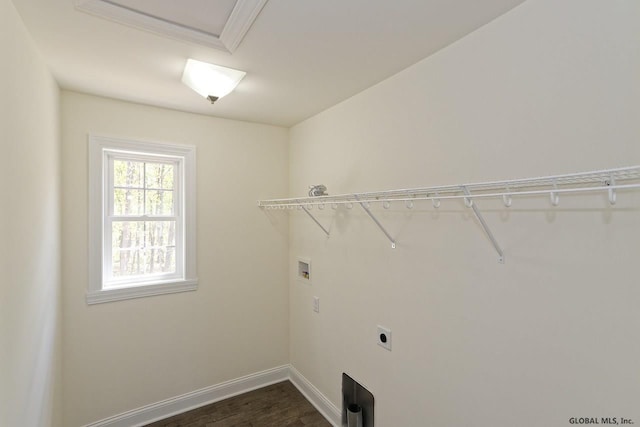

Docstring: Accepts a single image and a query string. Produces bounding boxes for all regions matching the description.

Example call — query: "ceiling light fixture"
[181,59,246,104]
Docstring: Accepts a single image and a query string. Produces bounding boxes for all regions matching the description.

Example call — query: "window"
[88,135,197,304]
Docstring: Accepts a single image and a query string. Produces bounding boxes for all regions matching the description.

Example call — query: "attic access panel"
[75,0,268,52]
[108,0,236,36]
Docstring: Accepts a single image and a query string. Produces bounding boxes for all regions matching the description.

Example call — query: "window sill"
[86,279,198,305]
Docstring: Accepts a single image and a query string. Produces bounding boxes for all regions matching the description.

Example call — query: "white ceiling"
[12,0,527,127]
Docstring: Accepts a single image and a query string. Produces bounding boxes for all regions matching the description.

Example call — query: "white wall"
[288,1,640,426]
[0,1,62,426]
[61,92,289,426]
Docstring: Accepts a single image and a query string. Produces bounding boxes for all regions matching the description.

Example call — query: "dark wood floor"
[144,380,332,427]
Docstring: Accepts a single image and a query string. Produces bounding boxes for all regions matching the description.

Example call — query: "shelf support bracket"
[300,204,330,236]
[461,186,504,263]
[356,196,396,249]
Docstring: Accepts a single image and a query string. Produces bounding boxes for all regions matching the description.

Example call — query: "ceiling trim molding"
[220,0,268,52]
[74,0,268,53]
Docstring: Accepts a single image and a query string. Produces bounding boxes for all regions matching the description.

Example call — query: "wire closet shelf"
[258,166,640,209]
[258,166,640,262]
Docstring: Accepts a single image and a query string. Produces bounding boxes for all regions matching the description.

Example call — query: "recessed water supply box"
[342,373,374,427]
[297,257,311,283]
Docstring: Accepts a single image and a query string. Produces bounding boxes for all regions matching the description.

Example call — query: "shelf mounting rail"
[258,166,640,260]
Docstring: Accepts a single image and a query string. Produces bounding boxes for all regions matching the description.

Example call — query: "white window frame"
[88,134,197,304]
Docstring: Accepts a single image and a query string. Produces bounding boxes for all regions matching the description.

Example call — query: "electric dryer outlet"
[377,325,392,351]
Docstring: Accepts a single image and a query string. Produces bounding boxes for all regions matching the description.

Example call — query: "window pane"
[111,221,176,277]
[112,221,144,250]
[114,189,144,215]
[114,160,143,188]
[111,221,145,277]
[112,248,145,278]
[145,247,176,274]
[145,190,174,216]
[145,163,174,190]
[144,221,176,249]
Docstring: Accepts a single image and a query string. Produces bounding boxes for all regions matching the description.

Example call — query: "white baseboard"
[83,364,342,427]
[288,365,342,427]
[83,365,290,427]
